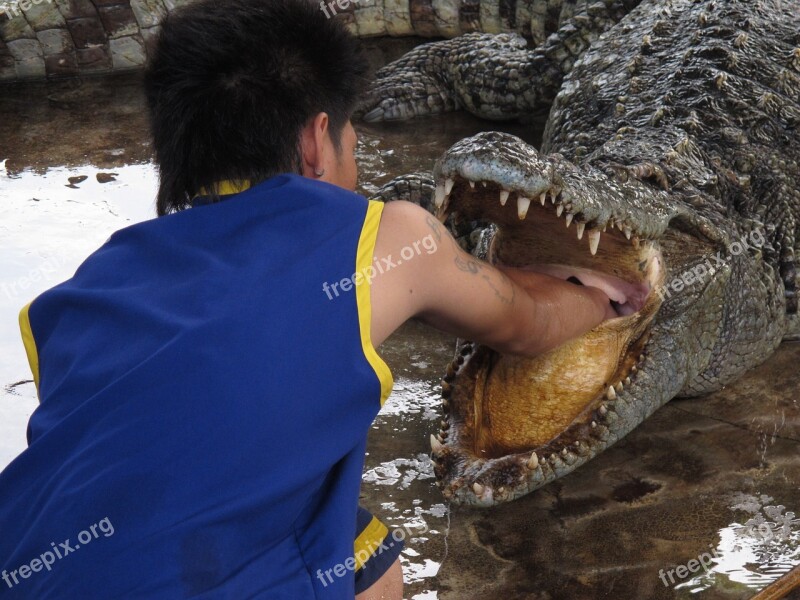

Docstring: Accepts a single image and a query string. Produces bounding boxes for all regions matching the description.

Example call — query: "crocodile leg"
[357,0,641,123]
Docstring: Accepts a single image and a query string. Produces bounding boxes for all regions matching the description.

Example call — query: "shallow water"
[1,75,798,600]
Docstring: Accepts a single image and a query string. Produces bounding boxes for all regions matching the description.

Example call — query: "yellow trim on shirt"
[353,516,389,572]
[19,302,40,394]
[355,201,394,406]
[198,180,252,197]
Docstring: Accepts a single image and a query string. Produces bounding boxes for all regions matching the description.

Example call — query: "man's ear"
[300,112,330,178]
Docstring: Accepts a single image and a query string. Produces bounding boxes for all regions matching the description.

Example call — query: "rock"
[75,45,112,71]
[97,4,139,39]
[129,0,165,29]
[96,172,117,183]
[354,5,387,37]
[21,0,66,32]
[109,34,144,69]
[6,36,42,60]
[36,27,73,54]
[66,16,106,49]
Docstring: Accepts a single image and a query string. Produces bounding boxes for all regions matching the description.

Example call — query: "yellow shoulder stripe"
[19,302,40,394]
[355,200,394,406]
[353,516,389,572]
[197,180,252,197]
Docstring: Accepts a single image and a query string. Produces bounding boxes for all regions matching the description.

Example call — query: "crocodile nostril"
[567,276,583,286]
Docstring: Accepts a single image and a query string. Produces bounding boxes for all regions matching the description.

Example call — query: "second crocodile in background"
[419,0,800,506]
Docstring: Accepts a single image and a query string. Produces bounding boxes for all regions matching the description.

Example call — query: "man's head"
[144,0,369,215]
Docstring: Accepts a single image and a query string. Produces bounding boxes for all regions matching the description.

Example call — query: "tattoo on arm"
[482,273,515,305]
[425,215,442,242]
[426,213,514,304]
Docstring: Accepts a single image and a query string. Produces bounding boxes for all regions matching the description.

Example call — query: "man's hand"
[495,266,617,355]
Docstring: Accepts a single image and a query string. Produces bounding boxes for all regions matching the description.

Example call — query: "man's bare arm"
[370,201,615,354]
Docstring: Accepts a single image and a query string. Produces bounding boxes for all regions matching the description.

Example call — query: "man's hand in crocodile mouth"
[429,133,666,505]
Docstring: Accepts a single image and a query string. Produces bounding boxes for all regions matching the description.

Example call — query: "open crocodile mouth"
[429,133,667,505]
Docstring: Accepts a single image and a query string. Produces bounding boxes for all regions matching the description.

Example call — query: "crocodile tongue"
[521,264,650,316]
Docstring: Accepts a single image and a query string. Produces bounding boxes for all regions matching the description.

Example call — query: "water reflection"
[676,495,800,595]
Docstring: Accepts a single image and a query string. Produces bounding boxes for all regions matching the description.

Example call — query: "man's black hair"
[144,0,369,216]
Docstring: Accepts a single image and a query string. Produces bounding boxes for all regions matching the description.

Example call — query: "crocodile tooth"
[624,226,633,240]
[615,381,624,392]
[497,487,505,494]
[500,190,510,206]
[435,185,448,208]
[599,404,609,415]
[481,181,487,188]
[576,222,586,240]
[625,376,632,385]
[473,482,485,496]
[444,178,455,195]
[588,230,601,255]
[631,365,638,372]
[539,193,546,206]
[633,237,641,249]
[469,180,476,189]
[550,193,556,204]
[591,421,597,428]
[556,204,564,217]
[430,434,443,453]
[526,452,539,469]
[565,213,574,227]
[606,386,617,400]
[561,447,568,456]
[518,197,531,219]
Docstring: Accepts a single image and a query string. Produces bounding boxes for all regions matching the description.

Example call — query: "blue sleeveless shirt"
[0,174,393,598]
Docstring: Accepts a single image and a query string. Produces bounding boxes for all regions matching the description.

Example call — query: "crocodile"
[357,0,642,122]
[0,0,631,82]
[416,0,800,506]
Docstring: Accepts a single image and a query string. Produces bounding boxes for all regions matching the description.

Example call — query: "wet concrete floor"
[1,74,798,600]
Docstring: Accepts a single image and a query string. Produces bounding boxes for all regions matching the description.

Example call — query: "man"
[0,1,614,598]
